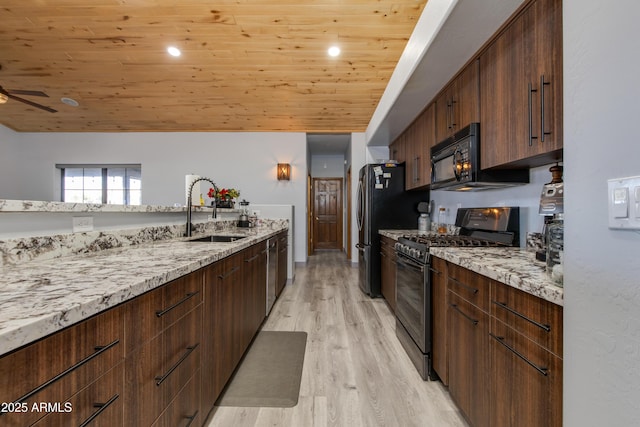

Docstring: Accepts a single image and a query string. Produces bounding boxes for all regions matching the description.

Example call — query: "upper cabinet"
[390,132,406,164]
[435,60,480,143]
[479,0,563,169]
[402,103,436,190]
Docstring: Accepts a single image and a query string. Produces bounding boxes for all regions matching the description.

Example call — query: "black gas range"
[394,207,520,380]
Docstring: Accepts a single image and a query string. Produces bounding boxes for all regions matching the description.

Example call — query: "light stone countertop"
[0,198,228,213]
[379,229,563,306]
[0,225,286,357]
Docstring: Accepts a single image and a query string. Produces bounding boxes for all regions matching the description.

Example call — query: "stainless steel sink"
[188,235,248,243]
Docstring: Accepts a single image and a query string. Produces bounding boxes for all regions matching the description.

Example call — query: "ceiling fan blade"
[7,89,49,97]
[7,93,57,113]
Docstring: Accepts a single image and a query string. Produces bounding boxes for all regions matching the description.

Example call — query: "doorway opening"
[306,133,351,258]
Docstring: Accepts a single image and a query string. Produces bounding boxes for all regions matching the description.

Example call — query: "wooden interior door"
[312,178,343,251]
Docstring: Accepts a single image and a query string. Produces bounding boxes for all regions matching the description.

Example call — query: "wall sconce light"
[277,163,291,181]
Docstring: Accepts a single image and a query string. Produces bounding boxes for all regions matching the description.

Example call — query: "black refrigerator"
[356,163,428,297]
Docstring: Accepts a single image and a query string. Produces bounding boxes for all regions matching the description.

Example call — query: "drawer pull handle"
[429,267,441,275]
[78,393,120,427]
[155,343,199,386]
[492,301,551,332]
[184,410,199,427]
[3,339,120,412]
[450,303,479,325]
[448,277,478,294]
[156,291,200,317]
[245,254,261,263]
[218,266,240,280]
[490,333,548,377]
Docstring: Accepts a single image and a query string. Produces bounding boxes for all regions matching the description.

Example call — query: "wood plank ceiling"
[0,0,427,133]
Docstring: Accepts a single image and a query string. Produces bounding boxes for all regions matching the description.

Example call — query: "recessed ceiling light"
[328,46,341,57]
[61,97,79,107]
[167,46,181,57]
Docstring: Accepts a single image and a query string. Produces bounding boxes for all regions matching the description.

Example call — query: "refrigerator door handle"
[356,179,365,231]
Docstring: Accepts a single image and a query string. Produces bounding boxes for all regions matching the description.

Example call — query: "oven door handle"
[396,252,425,272]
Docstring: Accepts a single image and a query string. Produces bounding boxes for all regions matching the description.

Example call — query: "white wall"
[564,1,640,425]
[310,154,345,178]
[0,129,309,264]
[348,133,367,264]
[0,126,27,199]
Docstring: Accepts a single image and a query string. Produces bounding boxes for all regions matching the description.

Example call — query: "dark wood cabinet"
[123,274,203,427]
[202,240,273,417]
[202,251,243,410]
[430,256,448,385]
[489,281,563,427]
[439,261,563,427]
[0,307,125,427]
[379,235,397,312]
[389,133,406,164]
[153,368,202,427]
[243,241,267,347]
[32,363,124,427]
[393,103,435,190]
[0,230,287,427]
[447,265,491,427]
[276,231,288,297]
[480,0,562,169]
[435,60,480,143]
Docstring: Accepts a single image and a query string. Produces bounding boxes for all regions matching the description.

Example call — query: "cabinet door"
[211,253,244,401]
[380,236,397,312]
[32,364,124,427]
[430,257,447,385]
[480,0,562,169]
[448,292,490,427]
[153,369,202,427]
[0,308,124,427]
[435,60,479,143]
[390,135,406,164]
[405,107,432,190]
[277,232,288,296]
[490,318,562,427]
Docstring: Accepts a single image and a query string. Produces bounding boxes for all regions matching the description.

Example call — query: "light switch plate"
[608,175,640,230]
[72,216,94,233]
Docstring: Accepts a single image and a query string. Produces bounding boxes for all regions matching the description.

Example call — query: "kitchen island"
[0,224,287,356]
[0,223,288,426]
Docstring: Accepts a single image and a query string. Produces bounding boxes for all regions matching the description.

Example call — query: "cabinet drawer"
[447,264,491,312]
[490,318,563,427]
[32,363,124,427]
[491,281,562,356]
[0,308,124,426]
[125,270,203,354]
[152,369,201,427]
[124,305,201,426]
[161,305,202,406]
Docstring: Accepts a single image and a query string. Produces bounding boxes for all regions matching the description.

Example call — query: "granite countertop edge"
[379,229,564,307]
[0,225,287,357]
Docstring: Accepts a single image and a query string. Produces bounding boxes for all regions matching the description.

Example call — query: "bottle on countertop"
[418,213,430,233]
[437,207,447,234]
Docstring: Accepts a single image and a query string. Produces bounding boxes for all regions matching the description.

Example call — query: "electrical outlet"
[72,216,94,233]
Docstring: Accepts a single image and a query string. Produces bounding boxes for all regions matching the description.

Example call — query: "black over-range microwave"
[430,123,529,191]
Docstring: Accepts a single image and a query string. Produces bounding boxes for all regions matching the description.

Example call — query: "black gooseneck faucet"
[185,177,218,237]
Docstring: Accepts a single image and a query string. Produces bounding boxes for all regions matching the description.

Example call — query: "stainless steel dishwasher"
[266,237,277,314]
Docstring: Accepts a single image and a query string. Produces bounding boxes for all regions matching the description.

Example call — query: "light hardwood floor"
[205,252,469,427]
